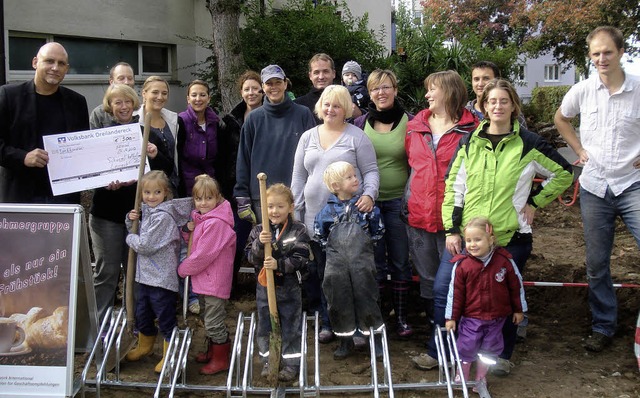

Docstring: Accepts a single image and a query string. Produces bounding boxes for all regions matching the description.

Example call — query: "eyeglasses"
[485,98,512,106]
[371,85,394,94]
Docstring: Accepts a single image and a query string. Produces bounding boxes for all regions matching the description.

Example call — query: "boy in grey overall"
[314,161,385,359]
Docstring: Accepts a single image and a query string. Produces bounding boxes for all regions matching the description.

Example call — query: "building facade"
[3,0,391,112]
[514,54,576,102]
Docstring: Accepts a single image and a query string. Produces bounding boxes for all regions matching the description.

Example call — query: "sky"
[623,55,640,76]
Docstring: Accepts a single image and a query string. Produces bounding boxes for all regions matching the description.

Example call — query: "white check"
[43,124,149,196]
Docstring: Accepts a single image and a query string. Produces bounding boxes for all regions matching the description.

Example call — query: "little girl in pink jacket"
[178,174,236,375]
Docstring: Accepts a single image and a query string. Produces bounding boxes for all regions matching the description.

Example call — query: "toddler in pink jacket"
[178,174,236,375]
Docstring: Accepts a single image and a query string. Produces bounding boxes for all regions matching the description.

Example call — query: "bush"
[240,0,385,96]
[528,86,572,125]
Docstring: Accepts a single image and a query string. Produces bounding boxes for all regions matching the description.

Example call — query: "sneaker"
[397,322,414,338]
[318,328,334,344]
[584,331,612,352]
[260,362,270,378]
[411,353,438,370]
[188,301,201,315]
[278,366,298,382]
[491,358,514,377]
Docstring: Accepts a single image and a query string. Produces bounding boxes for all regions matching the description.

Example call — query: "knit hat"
[261,64,286,82]
[342,61,362,81]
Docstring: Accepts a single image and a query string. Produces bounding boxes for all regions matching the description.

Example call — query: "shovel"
[257,173,282,386]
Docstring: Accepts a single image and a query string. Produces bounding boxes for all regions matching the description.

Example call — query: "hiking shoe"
[318,328,334,344]
[584,331,612,352]
[411,353,438,370]
[491,358,514,376]
[188,301,201,315]
[260,362,270,378]
[278,366,298,382]
[397,322,414,338]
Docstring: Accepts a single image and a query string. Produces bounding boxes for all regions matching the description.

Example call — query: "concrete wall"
[338,0,392,53]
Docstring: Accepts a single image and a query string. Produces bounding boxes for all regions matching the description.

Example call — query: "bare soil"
[76,199,640,397]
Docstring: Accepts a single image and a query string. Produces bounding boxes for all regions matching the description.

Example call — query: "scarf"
[366,99,406,127]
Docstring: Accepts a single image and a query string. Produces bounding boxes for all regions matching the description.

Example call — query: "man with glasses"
[0,42,89,203]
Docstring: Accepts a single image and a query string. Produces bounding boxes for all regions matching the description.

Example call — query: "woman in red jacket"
[403,71,478,353]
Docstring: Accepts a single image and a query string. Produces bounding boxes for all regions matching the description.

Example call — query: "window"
[515,64,526,82]
[56,37,139,75]
[8,35,46,71]
[544,64,559,82]
[413,11,423,25]
[142,45,170,74]
[8,32,172,79]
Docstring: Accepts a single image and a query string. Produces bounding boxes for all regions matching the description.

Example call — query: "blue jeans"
[428,234,532,360]
[580,183,640,337]
[136,284,177,341]
[374,198,412,283]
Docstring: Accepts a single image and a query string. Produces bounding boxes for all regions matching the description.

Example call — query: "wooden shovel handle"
[126,112,151,331]
[257,173,278,317]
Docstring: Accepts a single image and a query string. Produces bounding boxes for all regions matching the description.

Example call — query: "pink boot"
[454,361,472,383]
[473,362,490,396]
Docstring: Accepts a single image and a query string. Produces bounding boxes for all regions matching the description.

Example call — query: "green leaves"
[391,3,518,113]
[239,0,385,95]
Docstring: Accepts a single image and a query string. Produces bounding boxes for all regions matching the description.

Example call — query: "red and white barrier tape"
[635,311,640,372]
[523,281,640,288]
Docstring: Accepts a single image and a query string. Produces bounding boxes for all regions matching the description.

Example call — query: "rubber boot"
[473,361,490,395]
[393,281,413,338]
[333,337,354,360]
[200,341,231,375]
[195,338,214,363]
[454,361,472,383]
[125,332,156,362]
[154,340,169,373]
[475,361,490,382]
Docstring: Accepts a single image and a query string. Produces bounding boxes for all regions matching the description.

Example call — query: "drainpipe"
[0,0,5,85]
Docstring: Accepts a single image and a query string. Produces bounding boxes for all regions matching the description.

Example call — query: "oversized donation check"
[43,124,150,196]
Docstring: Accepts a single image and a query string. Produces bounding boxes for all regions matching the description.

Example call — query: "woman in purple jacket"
[177,80,220,197]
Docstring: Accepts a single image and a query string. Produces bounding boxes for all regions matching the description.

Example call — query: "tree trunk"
[206,0,246,113]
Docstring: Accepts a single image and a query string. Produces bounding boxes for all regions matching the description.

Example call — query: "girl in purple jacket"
[178,174,236,375]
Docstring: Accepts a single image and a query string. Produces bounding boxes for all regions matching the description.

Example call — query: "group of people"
[0,24,638,390]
